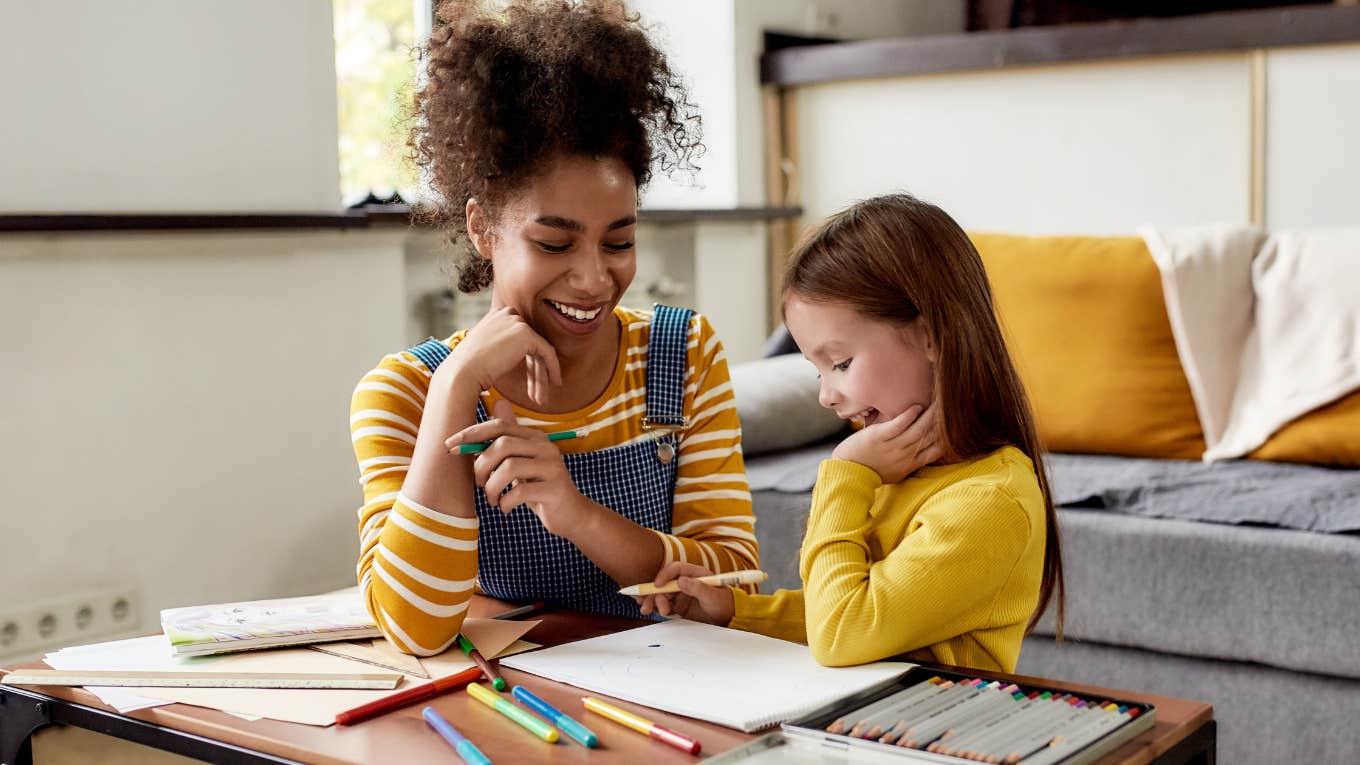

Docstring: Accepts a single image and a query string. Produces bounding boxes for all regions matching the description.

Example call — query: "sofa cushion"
[729,354,846,457]
[1250,390,1360,467]
[970,233,1206,460]
[1034,508,1360,680]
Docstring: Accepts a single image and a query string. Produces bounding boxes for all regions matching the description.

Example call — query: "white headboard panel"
[1265,43,1360,229]
[792,54,1253,235]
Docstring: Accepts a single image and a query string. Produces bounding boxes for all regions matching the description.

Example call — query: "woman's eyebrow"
[533,215,584,232]
[531,215,636,232]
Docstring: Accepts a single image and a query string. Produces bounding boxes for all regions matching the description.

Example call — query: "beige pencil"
[618,569,767,596]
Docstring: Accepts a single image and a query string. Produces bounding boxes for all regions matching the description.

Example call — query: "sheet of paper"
[500,619,915,732]
[39,618,538,725]
[310,638,429,678]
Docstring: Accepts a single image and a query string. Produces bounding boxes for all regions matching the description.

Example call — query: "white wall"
[0,1,340,213]
[0,230,408,659]
[632,0,963,209]
[1265,43,1360,228]
[793,54,1254,234]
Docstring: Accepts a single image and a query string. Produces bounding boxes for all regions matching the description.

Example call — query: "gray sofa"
[731,354,1360,765]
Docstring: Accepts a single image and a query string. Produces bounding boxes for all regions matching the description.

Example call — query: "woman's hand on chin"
[446,399,590,536]
[442,306,562,406]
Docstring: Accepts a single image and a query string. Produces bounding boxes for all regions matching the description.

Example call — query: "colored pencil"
[334,665,482,725]
[512,685,599,747]
[422,706,493,765]
[583,696,702,755]
[618,569,768,596]
[457,633,506,691]
[827,677,941,735]
[467,682,559,743]
[457,430,579,454]
[490,601,547,620]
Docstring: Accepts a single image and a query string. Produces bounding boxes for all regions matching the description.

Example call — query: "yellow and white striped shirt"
[351,306,758,654]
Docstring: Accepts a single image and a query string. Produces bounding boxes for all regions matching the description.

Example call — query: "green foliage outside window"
[334,0,419,204]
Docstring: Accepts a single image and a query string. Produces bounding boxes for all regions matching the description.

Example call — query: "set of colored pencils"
[825,676,1142,763]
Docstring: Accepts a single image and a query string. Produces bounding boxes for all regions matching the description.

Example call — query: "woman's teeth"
[549,300,602,322]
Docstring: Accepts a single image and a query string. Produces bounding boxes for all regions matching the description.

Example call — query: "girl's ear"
[465,198,493,259]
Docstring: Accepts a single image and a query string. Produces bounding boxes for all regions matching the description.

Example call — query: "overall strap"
[406,338,451,373]
[644,305,695,430]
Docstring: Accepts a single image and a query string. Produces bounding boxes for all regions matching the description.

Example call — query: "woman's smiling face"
[784,294,936,428]
[473,154,638,349]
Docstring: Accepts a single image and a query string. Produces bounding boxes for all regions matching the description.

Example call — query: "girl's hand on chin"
[446,399,590,537]
[831,400,943,483]
[442,306,562,406]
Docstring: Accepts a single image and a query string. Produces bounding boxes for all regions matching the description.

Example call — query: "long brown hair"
[783,193,1064,638]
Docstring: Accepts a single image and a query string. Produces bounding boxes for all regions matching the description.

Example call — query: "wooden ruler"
[1,669,401,690]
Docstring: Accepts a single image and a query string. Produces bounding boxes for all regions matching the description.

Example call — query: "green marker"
[467,682,559,742]
[456,633,506,690]
[457,429,580,455]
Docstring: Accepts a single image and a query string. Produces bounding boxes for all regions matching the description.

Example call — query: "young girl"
[641,193,1064,673]
[350,0,758,656]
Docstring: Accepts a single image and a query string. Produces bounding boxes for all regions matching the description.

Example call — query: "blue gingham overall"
[405,305,693,618]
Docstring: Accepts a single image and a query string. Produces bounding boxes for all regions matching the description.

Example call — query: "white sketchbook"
[500,619,915,732]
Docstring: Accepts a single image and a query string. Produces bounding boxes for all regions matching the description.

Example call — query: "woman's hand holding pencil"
[633,562,740,625]
[445,399,591,536]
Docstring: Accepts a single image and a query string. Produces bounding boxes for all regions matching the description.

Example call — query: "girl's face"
[784,294,936,427]
[472,154,638,349]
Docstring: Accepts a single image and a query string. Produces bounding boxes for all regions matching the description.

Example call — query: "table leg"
[0,685,50,765]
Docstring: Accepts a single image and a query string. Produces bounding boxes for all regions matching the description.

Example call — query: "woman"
[350,0,758,655]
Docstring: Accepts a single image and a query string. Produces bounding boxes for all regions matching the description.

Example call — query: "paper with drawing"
[500,619,914,732]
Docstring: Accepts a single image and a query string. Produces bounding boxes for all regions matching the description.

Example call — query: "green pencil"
[457,430,580,455]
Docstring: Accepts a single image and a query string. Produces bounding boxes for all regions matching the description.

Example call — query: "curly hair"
[410,0,703,293]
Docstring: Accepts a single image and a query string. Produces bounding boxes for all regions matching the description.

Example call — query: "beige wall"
[0,230,408,661]
[0,1,340,213]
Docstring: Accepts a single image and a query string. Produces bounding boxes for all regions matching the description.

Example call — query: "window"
[333,0,427,205]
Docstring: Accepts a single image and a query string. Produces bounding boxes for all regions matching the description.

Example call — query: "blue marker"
[422,706,493,765]
[511,685,599,747]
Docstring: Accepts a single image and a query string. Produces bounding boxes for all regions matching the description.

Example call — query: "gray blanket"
[745,442,1360,534]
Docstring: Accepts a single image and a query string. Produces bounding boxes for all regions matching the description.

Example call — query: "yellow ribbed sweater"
[729,447,1045,672]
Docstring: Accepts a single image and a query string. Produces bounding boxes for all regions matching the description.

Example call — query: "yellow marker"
[618,569,768,596]
[467,682,559,743]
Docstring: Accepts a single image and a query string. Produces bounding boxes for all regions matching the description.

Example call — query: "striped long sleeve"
[656,314,760,577]
[351,352,478,655]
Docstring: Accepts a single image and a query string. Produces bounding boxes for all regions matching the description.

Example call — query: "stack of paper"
[35,618,538,725]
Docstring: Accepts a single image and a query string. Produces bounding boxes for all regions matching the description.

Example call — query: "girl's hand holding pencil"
[634,562,736,625]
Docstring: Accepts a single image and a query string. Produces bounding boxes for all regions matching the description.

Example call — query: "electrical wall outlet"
[0,587,140,662]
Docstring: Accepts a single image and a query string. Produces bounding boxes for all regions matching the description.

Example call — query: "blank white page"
[500,619,915,732]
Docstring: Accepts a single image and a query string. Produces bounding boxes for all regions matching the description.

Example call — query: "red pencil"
[335,665,483,725]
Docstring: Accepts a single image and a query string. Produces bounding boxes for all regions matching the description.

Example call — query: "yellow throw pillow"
[970,233,1206,459]
[1249,391,1360,467]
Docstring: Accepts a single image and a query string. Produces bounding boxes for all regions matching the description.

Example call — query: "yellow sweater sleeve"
[799,459,1032,667]
[351,351,478,656]
[652,315,760,580]
[730,587,807,644]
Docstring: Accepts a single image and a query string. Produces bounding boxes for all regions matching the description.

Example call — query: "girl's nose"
[818,379,840,410]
